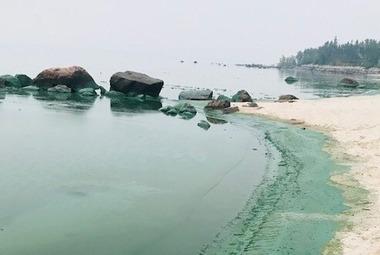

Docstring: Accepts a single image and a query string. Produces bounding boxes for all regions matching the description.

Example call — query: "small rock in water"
[178,89,213,100]
[284,76,298,84]
[231,90,253,102]
[339,78,359,88]
[197,120,211,130]
[223,106,239,114]
[205,99,230,109]
[278,95,299,102]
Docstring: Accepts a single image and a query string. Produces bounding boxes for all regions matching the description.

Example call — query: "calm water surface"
[0,58,375,254]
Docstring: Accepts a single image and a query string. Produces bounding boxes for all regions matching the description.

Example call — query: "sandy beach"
[234,95,380,255]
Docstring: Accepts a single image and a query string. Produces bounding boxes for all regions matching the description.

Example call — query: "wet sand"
[234,95,380,254]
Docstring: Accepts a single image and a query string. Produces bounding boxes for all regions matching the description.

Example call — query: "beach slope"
[234,95,380,255]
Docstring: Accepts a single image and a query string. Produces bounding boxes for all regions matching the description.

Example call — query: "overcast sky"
[1,0,379,64]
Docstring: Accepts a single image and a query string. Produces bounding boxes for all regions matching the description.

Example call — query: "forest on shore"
[279,38,380,68]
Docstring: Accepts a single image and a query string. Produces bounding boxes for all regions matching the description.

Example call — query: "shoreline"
[201,114,345,254]
[233,95,380,254]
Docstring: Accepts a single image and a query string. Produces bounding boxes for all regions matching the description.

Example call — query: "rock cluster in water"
[0,74,32,88]
[160,103,197,119]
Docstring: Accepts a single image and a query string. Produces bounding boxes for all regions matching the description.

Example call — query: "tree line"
[278,38,380,68]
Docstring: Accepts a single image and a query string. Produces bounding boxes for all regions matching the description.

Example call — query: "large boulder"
[339,78,359,88]
[231,90,253,102]
[205,99,230,109]
[110,71,163,97]
[178,89,213,100]
[33,66,98,92]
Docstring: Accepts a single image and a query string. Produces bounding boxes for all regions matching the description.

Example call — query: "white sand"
[233,95,380,255]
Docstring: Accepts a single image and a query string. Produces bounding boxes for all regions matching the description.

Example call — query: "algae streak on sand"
[201,117,347,255]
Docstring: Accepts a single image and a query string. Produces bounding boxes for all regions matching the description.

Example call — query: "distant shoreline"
[283,65,380,76]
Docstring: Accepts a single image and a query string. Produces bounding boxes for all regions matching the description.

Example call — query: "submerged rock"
[33,66,98,92]
[285,76,298,84]
[47,85,72,93]
[339,78,359,87]
[278,95,299,102]
[175,103,197,119]
[178,89,213,100]
[206,116,228,124]
[205,99,230,109]
[110,71,164,97]
[231,90,253,102]
[160,106,178,116]
[78,88,97,97]
[197,120,211,130]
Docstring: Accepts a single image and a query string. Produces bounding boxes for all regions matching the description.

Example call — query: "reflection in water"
[110,96,162,113]
[33,91,97,111]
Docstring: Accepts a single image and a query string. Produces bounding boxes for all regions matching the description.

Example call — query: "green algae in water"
[201,118,347,255]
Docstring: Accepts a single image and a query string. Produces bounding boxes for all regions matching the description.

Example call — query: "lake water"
[0,59,378,254]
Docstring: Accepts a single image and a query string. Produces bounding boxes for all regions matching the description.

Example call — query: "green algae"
[201,117,348,255]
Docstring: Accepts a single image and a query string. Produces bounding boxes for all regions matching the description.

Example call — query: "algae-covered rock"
[231,90,253,102]
[160,106,178,116]
[217,95,232,102]
[78,88,97,97]
[174,103,197,119]
[0,75,22,88]
[15,74,33,87]
[197,120,211,130]
[160,102,197,119]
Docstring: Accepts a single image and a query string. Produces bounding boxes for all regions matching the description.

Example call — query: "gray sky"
[1,0,379,64]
